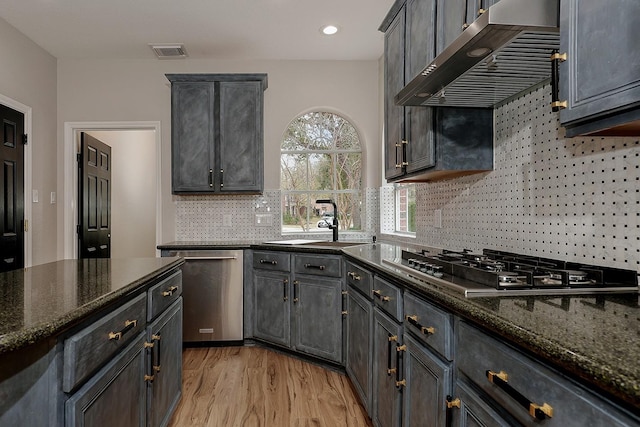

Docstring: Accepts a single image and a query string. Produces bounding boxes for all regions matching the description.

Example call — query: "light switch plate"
[434,209,442,228]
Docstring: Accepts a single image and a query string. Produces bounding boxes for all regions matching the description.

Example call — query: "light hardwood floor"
[168,346,372,427]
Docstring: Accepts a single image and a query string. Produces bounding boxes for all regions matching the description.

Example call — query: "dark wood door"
[0,104,25,272]
[79,133,111,258]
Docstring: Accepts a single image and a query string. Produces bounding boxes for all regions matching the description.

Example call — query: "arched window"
[281,111,363,233]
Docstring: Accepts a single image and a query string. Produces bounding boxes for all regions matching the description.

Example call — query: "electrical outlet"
[255,213,273,227]
[223,214,232,227]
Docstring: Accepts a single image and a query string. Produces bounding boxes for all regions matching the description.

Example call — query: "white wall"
[56,59,382,248]
[0,17,57,266]
[85,130,157,258]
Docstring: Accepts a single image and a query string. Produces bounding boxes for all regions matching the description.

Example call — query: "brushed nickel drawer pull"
[108,319,138,341]
[260,259,278,265]
[304,263,325,270]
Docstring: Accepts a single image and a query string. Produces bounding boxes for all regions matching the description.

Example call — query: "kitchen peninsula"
[0,257,184,427]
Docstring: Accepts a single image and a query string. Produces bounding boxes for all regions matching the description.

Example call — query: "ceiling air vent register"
[149,44,188,59]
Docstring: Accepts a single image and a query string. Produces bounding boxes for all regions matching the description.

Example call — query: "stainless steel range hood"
[396,0,560,108]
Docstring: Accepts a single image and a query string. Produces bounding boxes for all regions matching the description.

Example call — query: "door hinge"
[22,134,28,145]
[76,224,81,234]
[76,153,81,163]
[24,220,28,232]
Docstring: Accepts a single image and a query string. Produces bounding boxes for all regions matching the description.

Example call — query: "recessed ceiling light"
[321,25,339,36]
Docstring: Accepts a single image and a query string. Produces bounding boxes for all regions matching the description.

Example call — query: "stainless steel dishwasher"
[165,250,243,344]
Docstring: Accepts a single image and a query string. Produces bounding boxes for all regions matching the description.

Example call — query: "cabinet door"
[219,81,264,193]
[147,298,183,427]
[559,0,640,130]
[66,334,146,427]
[253,270,290,347]
[372,308,402,427]
[384,7,405,180]
[171,82,216,193]
[403,334,452,427]
[436,0,468,55]
[292,275,343,363]
[345,287,373,412]
[405,0,436,174]
[450,380,514,427]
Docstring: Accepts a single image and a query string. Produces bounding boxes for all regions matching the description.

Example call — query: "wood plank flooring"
[168,346,372,427]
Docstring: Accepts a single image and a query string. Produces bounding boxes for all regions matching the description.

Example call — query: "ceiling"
[0,0,396,61]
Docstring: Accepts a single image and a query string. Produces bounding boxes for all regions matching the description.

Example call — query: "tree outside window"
[281,112,362,233]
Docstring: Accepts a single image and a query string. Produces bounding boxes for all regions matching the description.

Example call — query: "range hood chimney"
[396,0,560,108]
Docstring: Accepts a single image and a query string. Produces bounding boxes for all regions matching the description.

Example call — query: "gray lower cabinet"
[558,0,640,136]
[65,270,183,427]
[372,307,403,427]
[402,334,452,427]
[167,73,267,194]
[454,321,639,426]
[253,269,291,347]
[147,298,183,427]
[252,251,344,363]
[345,285,373,413]
[450,379,515,427]
[65,334,148,427]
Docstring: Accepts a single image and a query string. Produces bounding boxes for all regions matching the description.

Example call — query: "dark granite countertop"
[342,243,640,411]
[158,240,369,255]
[0,257,184,355]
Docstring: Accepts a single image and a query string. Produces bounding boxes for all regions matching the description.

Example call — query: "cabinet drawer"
[404,292,453,361]
[148,270,182,321]
[293,254,342,278]
[63,293,147,393]
[372,277,403,322]
[65,333,146,427]
[253,251,290,272]
[346,261,373,298]
[457,322,638,426]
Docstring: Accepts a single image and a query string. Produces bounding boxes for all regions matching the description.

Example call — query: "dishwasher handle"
[182,256,238,261]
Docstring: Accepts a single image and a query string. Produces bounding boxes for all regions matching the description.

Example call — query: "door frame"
[63,121,162,259]
[0,94,33,267]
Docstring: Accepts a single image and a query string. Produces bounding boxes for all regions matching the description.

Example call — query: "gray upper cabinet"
[380,0,493,183]
[167,74,267,194]
[558,0,640,137]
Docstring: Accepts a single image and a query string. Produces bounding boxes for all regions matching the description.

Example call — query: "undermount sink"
[304,241,366,248]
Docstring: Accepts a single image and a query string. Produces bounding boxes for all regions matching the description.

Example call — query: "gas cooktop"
[382,248,639,297]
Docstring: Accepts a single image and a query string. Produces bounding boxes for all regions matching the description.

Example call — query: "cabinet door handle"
[283,279,289,301]
[162,286,179,297]
[486,370,554,420]
[260,259,278,265]
[108,319,137,341]
[550,49,568,112]
[209,169,213,188]
[304,263,325,270]
[373,290,390,302]
[387,334,398,375]
[293,280,299,303]
[406,315,435,335]
[395,344,406,388]
[341,290,348,315]
[220,169,224,188]
[445,395,461,427]
[144,340,155,383]
[152,334,161,373]
[347,271,361,281]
